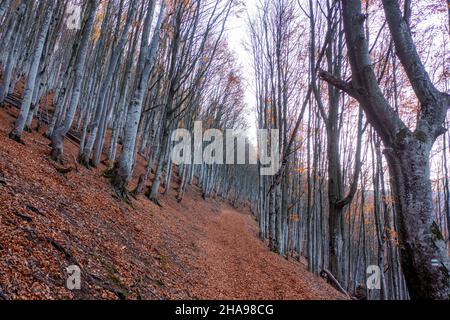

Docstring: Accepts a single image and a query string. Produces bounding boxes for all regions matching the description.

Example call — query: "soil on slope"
[0,106,345,300]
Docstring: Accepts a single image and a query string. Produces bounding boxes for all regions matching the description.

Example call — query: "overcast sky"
[225,0,259,143]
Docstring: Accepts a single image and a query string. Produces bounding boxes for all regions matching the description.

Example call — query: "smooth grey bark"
[107,21,142,164]
[371,133,387,300]
[113,0,166,192]
[0,21,22,103]
[51,0,98,162]
[309,0,364,284]
[9,0,55,142]
[0,0,11,21]
[79,0,137,166]
[148,122,170,203]
[0,2,27,104]
[0,0,27,59]
[322,0,450,299]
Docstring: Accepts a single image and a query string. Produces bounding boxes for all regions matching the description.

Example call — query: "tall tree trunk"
[51,0,98,162]
[9,0,55,142]
[322,0,450,299]
[384,138,450,299]
[113,0,165,192]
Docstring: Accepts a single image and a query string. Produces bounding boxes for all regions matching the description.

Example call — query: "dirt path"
[0,105,343,300]
[193,208,345,300]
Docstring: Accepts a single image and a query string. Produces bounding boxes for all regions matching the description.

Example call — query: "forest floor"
[0,105,345,300]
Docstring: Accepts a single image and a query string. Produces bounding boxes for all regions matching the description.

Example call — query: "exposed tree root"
[8,131,24,145]
[51,149,64,164]
[103,167,134,207]
[114,187,133,207]
[53,164,74,176]
[77,154,91,168]
[149,196,163,208]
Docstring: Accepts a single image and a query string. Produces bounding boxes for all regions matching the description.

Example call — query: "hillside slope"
[0,107,344,300]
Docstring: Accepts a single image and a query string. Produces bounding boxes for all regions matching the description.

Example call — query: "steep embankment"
[0,106,344,300]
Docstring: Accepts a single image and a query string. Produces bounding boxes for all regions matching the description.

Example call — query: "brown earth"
[0,105,345,300]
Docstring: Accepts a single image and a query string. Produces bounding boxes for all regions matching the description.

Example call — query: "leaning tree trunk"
[114,0,165,192]
[9,0,55,142]
[51,0,98,162]
[79,0,137,166]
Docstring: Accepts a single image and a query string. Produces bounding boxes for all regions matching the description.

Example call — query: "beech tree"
[9,0,56,142]
[320,0,450,299]
[50,0,99,162]
[1,0,449,301]
[112,0,165,194]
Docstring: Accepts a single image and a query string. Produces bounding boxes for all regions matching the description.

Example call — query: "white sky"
[225,0,259,143]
